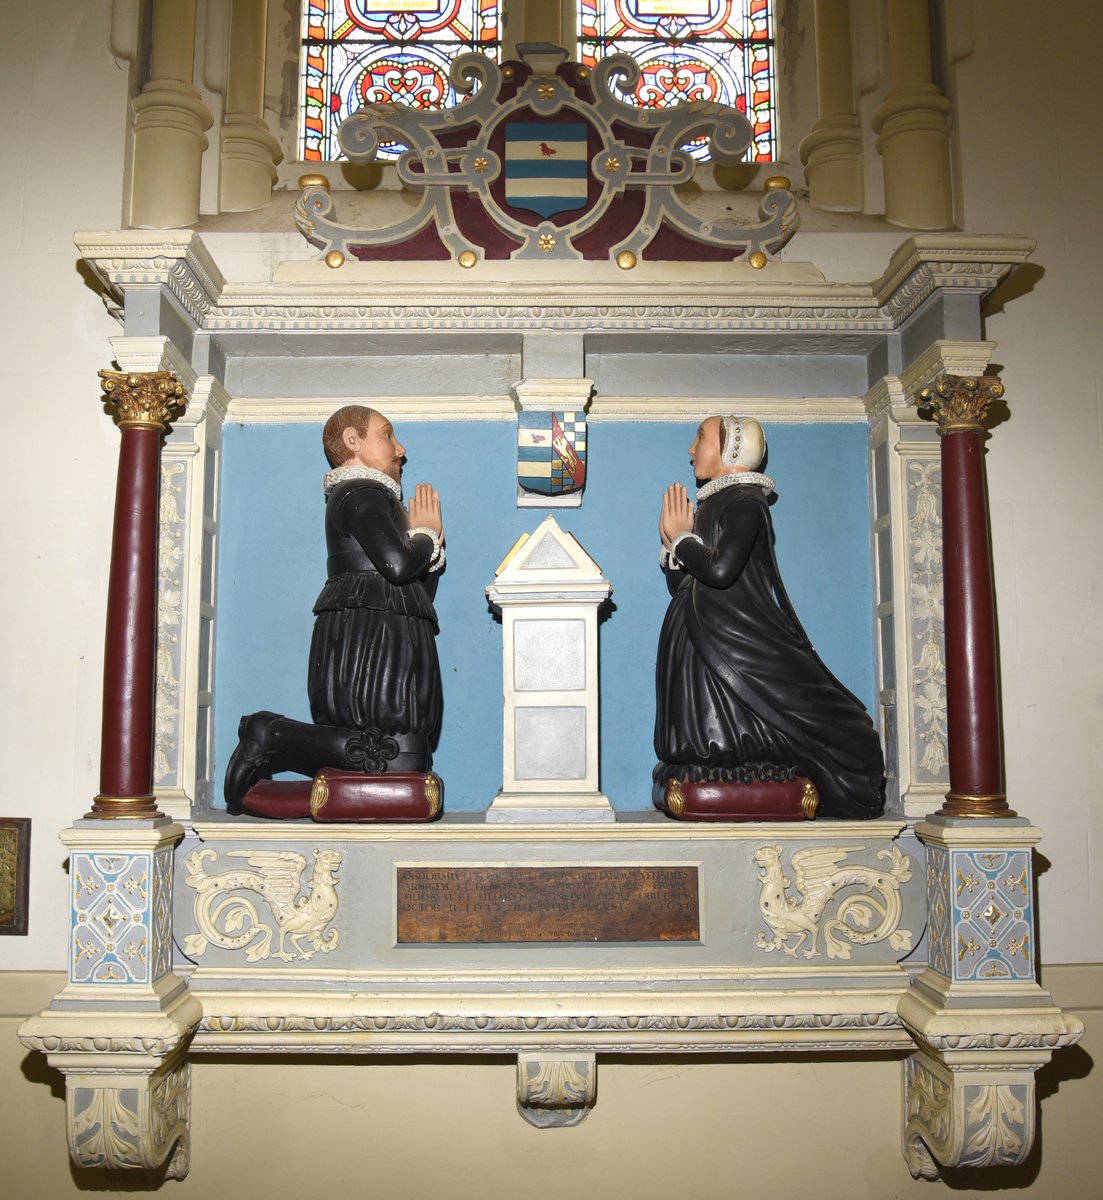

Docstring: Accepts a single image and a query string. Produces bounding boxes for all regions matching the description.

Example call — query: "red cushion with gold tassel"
[239,770,443,822]
[657,776,818,822]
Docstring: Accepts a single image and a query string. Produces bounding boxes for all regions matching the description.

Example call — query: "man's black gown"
[308,477,442,744]
[223,474,443,811]
[654,478,885,819]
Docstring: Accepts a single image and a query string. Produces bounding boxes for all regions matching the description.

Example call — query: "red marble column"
[918,374,1014,818]
[89,371,186,819]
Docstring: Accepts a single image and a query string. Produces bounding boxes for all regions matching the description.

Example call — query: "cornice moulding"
[75,230,224,326]
[871,235,1036,306]
[75,231,1035,337]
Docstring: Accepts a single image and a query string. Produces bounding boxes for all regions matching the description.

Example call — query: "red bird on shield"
[540,142,557,157]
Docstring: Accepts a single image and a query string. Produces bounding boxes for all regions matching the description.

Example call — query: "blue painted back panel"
[214,419,874,811]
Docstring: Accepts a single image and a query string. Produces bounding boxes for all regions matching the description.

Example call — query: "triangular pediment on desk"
[494,516,605,585]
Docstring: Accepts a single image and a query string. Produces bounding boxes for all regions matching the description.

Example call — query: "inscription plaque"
[397,866,699,943]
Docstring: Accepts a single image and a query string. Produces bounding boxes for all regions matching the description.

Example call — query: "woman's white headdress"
[719,416,766,471]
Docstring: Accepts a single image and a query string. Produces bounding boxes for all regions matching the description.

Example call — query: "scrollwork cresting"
[297,47,797,266]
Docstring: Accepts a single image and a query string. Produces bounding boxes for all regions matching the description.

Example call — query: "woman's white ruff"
[696,471,776,502]
[323,464,402,500]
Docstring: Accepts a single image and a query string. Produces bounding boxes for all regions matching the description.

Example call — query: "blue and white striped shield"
[504,121,589,219]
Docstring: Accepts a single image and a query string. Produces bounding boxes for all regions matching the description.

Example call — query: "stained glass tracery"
[300,2,501,161]
[577,1,777,161]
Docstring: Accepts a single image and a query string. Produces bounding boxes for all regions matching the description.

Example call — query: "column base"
[799,116,863,212]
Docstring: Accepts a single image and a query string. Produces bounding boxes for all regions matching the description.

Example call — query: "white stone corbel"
[516,1053,597,1128]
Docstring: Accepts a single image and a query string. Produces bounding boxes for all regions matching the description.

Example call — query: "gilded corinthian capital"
[99,370,186,430]
[917,373,1005,434]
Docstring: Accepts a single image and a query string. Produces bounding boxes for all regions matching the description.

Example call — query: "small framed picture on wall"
[0,817,30,935]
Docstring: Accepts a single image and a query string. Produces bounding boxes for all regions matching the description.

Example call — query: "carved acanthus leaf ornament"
[100,370,186,430]
[918,373,1004,434]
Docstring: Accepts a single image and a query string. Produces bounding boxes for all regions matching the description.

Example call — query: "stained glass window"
[577,1,777,161]
[300,2,501,161]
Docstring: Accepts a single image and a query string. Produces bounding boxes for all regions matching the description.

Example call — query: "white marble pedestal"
[485,516,614,823]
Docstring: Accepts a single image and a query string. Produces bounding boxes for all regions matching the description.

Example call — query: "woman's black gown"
[654,479,885,819]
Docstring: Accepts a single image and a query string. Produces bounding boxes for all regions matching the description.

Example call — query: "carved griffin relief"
[753,843,913,959]
[183,847,342,962]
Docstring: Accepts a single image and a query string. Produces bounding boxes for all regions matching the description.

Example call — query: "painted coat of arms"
[518,410,587,499]
[503,121,589,219]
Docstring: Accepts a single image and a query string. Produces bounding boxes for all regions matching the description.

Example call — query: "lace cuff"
[669,531,703,567]
[408,526,445,571]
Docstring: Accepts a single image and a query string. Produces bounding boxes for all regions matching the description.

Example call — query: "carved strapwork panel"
[904,1054,1035,1179]
[156,376,227,817]
[517,1053,597,1128]
[905,458,948,789]
[67,1058,191,1179]
[296,44,797,267]
[939,847,1033,984]
[155,461,187,793]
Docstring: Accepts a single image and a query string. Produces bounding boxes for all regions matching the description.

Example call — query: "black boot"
[224,713,433,813]
[224,712,355,813]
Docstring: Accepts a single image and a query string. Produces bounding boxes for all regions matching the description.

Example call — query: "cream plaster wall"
[1,0,1101,1191]
[0,0,131,970]
[952,0,1103,965]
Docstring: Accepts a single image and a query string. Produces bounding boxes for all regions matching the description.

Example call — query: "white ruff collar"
[696,471,776,502]
[323,464,402,500]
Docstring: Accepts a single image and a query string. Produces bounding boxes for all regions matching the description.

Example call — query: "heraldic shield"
[518,410,587,497]
[504,121,589,219]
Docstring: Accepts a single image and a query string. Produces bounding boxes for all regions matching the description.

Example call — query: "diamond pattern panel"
[951,849,1033,982]
[70,852,153,985]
